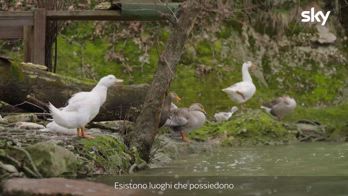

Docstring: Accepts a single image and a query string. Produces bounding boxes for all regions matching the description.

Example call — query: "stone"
[15,122,45,130]
[0,114,4,123]
[1,178,140,196]
[0,161,18,173]
[26,141,80,177]
[316,25,336,44]
[91,120,134,133]
[3,113,38,123]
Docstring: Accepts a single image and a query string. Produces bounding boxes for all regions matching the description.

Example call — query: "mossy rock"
[26,141,80,177]
[190,109,296,145]
[78,135,132,174]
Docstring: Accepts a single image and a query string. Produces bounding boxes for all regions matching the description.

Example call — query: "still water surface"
[95,142,348,195]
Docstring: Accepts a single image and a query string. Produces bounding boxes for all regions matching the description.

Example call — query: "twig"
[27,94,49,108]
[8,146,42,178]
[0,154,39,178]
[13,101,46,112]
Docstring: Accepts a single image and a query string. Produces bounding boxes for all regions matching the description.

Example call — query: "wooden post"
[32,8,46,65]
[23,26,33,62]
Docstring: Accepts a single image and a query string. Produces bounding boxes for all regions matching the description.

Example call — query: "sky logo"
[301,7,331,26]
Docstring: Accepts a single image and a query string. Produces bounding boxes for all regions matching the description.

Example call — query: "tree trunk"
[0,62,148,121]
[126,0,205,161]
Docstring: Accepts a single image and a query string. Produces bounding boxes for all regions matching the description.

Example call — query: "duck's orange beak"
[201,108,207,115]
[175,95,181,102]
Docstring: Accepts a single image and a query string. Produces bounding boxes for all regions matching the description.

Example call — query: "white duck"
[214,106,238,122]
[261,96,297,120]
[49,74,123,138]
[40,121,76,135]
[222,61,256,106]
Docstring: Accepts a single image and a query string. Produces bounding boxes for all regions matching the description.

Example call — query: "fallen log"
[0,62,148,121]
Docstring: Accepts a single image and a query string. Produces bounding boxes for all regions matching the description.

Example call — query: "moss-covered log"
[0,62,148,121]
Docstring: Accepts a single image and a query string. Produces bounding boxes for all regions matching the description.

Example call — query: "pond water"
[95,142,348,196]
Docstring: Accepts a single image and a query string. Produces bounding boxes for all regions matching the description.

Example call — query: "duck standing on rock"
[165,103,207,142]
[214,106,238,122]
[261,96,296,120]
[49,75,123,139]
[222,61,256,108]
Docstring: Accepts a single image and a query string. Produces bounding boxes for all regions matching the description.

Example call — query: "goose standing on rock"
[49,75,123,139]
[165,103,206,142]
[222,61,256,107]
[214,106,238,122]
[159,92,181,127]
[261,96,296,120]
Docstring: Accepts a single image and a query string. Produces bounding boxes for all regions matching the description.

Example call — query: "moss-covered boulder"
[26,141,80,177]
[77,135,133,174]
[190,110,296,146]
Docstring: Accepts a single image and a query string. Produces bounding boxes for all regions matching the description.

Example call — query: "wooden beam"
[0,26,23,39]
[47,10,122,20]
[23,26,33,62]
[0,11,33,26]
[32,9,46,65]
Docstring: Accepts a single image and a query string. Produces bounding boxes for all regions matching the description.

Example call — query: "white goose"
[214,106,238,122]
[222,61,256,106]
[49,74,123,138]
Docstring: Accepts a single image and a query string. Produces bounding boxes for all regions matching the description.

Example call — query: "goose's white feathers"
[222,61,256,104]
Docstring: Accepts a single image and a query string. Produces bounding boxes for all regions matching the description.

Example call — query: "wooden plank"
[0,26,23,39]
[47,10,122,20]
[0,11,33,26]
[32,9,46,65]
[23,26,33,62]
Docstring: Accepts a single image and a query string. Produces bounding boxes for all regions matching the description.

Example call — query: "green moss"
[196,40,212,56]
[190,110,295,145]
[79,136,131,174]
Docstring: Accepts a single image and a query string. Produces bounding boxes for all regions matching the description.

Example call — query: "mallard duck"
[165,103,206,142]
[214,106,238,122]
[222,61,256,105]
[49,75,123,138]
[261,96,296,120]
[159,92,181,127]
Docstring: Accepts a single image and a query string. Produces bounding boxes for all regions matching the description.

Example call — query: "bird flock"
[46,62,296,142]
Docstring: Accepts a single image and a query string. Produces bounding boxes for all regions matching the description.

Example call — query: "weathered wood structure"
[0,3,179,68]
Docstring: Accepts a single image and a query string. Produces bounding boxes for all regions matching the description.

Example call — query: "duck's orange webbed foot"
[81,128,95,139]
[180,131,191,143]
